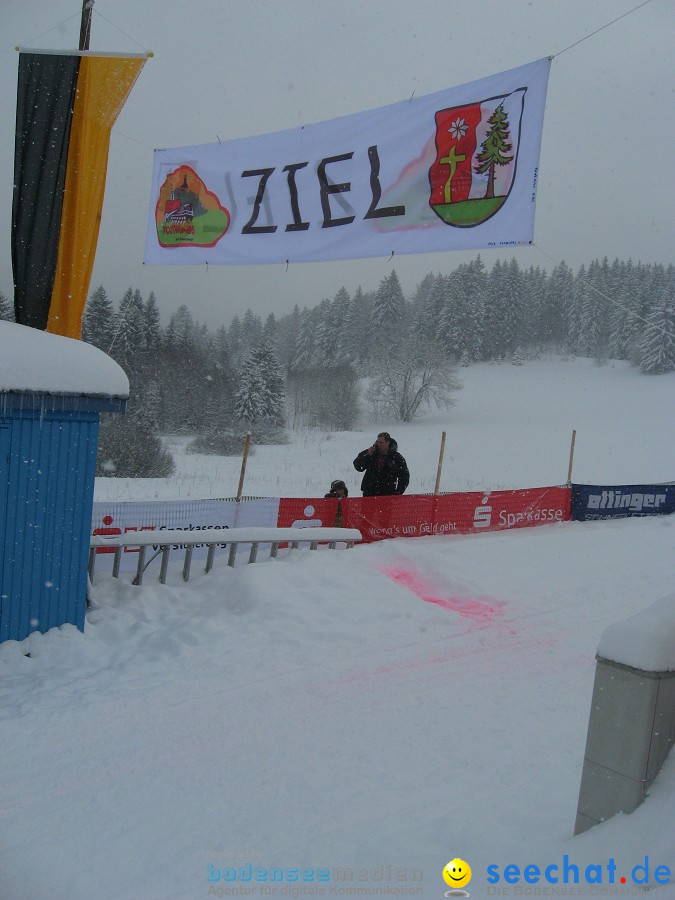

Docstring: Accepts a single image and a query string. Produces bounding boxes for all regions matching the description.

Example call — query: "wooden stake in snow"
[236,432,251,501]
[567,429,576,484]
[434,431,446,495]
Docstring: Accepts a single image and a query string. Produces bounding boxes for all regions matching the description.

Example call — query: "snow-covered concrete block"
[574,595,675,834]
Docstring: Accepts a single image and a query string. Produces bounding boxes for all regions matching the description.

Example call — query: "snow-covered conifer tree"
[371,269,405,350]
[541,260,573,351]
[251,340,286,425]
[438,269,465,358]
[578,262,610,362]
[463,257,487,361]
[235,357,267,423]
[417,274,448,343]
[291,310,316,371]
[144,292,162,351]
[640,299,674,374]
[511,346,526,366]
[331,287,351,363]
[263,312,277,341]
[0,289,15,322]
[168,304,195,354]
[82,284,114,349]
[227,315,243,366]
[343,287,372,365]
[410,273,438,336]
[111,287,145,366]
[235,341,286,426]
[312,299,335,367]
[274,305,301,373]
[240,309,263,358]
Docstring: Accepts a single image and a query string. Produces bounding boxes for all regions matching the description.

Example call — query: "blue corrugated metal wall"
[0,409,99,643]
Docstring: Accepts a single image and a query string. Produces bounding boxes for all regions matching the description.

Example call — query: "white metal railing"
[88,526,362,585]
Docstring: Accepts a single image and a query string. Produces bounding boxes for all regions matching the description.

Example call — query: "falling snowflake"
[449,117,468,140]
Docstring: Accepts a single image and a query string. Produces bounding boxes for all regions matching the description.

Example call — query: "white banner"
[144,58,550,266]
[91,498,280,574]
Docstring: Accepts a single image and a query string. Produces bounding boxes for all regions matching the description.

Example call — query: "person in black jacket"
[353,432,410,497]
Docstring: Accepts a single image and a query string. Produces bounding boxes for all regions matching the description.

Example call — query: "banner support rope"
[550,0,655,59]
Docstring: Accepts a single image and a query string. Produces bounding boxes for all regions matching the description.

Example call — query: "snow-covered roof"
[0,321,128,398]
[597,593,675,672]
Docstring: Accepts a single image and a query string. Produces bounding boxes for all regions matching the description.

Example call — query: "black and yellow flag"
[12,50,147,339]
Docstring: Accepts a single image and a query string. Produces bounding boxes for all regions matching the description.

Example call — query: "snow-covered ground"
[1,356,673,899]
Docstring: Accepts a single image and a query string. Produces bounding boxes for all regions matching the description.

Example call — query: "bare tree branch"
[366,338,462,422]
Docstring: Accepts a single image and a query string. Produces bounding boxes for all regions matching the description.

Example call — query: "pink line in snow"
[379,565,503,623]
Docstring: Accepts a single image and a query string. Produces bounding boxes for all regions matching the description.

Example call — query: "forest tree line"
[1,255,672,477]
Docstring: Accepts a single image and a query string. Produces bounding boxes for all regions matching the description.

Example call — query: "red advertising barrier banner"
[90,498,281,572]
[276,487,571,543]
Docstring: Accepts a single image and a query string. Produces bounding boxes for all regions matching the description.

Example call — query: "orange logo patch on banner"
[156,165,230,247]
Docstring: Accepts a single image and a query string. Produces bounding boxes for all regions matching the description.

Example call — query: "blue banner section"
[571,484,675,521]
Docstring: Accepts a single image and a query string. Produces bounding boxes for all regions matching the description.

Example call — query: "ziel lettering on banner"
[144,58,550,266]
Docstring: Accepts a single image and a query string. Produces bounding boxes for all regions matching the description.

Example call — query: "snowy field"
[94,357,675,502]
[1,356,674,899]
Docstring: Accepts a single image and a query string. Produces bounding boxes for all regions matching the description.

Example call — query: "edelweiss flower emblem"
[448,117,468,140]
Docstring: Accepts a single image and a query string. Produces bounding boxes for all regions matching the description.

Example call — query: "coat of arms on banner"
[428,87,525,228]
[155,165,230,247]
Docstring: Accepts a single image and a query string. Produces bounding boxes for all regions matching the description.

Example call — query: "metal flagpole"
[79,0,94,51]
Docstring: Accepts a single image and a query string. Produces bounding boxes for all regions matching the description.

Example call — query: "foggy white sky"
[2,0,673,329]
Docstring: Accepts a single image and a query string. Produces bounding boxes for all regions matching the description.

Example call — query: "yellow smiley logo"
[443,857,472,889]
